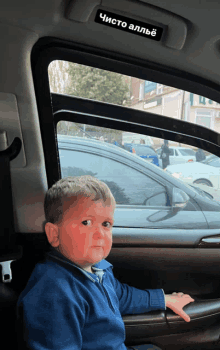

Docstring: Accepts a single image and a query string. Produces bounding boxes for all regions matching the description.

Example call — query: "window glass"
[58,134,167,206]
[201,155,215,164]
[207,158,220,167]
[178,149,195,156]
[128,144,156,156]
[56,118,220,208]
[49,61,220,205]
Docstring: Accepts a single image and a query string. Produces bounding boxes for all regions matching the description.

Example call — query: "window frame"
[31,37,220,189]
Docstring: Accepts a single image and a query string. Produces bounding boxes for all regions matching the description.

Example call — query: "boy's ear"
[45,222,60,247]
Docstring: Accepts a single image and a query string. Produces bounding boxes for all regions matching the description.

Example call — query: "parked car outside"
[57,135,220,230]
[166,155,220,201]
[156,146,196,167]
[123,143,159,166]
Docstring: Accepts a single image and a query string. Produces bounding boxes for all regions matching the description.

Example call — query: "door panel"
[108,245,220,349]
[14,231,220,350]
[56,114,220,349]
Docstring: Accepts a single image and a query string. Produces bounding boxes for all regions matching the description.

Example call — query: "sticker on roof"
[95,10,163,41]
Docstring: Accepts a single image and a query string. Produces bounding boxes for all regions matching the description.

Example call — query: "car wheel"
[193,179,213,187]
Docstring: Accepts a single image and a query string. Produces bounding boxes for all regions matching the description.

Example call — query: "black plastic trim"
[32,37,220,102]
[53,97,220,157]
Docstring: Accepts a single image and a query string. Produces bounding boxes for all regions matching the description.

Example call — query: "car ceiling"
[1,0,220,233]
[1,0,220,82]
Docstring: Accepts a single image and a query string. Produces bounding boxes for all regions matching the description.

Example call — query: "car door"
[173,148,183,165]
[58,139,208,232]
[53,104,220,350]
[174,148,186,165]
[168,148,175,165]
[31,39,220,350]
[205,158,220,190]
[178,148,196,164]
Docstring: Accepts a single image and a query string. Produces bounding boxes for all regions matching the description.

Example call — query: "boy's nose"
[94,225,105,237]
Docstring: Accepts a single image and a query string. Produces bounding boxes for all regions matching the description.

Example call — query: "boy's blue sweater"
[16,247,166,350]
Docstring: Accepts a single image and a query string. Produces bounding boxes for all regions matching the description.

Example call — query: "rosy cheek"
[78,235,89,250]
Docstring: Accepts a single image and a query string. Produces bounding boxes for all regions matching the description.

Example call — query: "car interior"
[2,0,220,349]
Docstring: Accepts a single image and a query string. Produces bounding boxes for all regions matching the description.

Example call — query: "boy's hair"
[44,175,116,225]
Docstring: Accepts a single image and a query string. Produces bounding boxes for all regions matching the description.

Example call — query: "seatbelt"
[0,136,23,283]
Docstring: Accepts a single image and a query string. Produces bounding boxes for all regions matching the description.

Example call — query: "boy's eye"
[82,220,92,226]
[103,221,112,228]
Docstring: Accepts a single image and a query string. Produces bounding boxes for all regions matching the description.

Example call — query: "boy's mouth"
[92,241,105,247]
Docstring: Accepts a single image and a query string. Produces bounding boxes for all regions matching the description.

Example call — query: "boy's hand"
[165,292,195,322]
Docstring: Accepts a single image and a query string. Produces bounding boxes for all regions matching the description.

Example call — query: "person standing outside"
[195,148,206,162]
[160,140,171,169]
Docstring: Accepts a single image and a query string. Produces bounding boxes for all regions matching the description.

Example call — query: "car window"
[178,149,195,156]
[129,145,156,156]
[201,155,214,164]
[48,60,220,135]
[49,61,220,205]
[207,158,220,167]
[58,138,168,206]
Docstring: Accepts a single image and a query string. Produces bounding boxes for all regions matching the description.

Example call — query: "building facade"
[129,78,220,150]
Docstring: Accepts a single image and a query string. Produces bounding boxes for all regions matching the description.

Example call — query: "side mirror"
[172,187,189,209]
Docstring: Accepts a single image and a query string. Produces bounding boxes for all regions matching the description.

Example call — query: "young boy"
[16,175,194,350]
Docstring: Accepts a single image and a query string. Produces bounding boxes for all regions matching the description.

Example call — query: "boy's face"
[45,197,114,273]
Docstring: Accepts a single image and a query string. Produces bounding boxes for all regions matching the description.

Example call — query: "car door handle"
[202,238,220,243]
[199,236,220,247]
